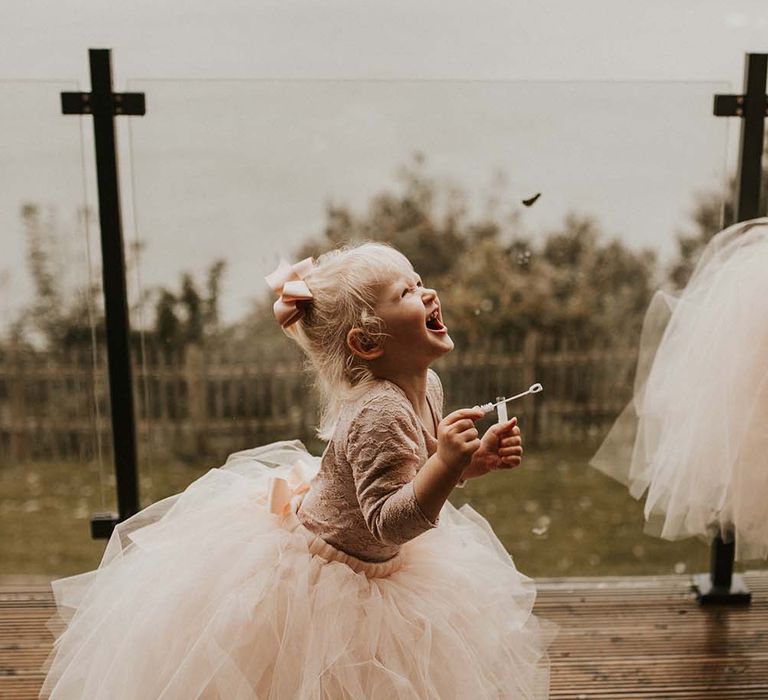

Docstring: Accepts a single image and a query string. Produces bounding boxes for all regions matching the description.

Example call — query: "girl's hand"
[436,407,485,474]
[461,417,523,480]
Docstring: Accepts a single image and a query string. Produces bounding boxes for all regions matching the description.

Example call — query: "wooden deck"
[2,571,767,699]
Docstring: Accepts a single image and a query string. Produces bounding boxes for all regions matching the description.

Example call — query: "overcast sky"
[2,1,767,334]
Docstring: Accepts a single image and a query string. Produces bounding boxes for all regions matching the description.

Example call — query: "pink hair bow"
[265,257,315,328]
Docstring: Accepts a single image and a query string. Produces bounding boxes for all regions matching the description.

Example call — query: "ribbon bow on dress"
[265,257,315,328]
[265,459,316,517]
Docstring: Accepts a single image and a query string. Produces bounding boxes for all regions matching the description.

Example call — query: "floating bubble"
[23,499,41,513]
[532,515,551,536]
[523,499,539,513]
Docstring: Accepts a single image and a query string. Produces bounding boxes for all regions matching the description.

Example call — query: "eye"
[400,279,423,297]
[402,283,418,296]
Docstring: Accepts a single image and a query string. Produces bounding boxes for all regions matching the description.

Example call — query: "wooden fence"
[0,333,638,463]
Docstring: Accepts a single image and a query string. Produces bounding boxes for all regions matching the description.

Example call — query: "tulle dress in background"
[590,218,768,561]
[40,372,553,699]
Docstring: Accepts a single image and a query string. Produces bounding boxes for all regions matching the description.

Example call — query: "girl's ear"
[346,328,384,361]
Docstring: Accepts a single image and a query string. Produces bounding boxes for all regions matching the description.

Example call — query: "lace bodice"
[297,369,444,562]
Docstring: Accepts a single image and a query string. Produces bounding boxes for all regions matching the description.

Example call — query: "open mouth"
[425,307,447,333]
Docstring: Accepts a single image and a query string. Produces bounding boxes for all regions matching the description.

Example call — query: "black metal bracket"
[713,53,767,222]
[61,90,146,116]
[713,93,768,117]
[61,49,145,540]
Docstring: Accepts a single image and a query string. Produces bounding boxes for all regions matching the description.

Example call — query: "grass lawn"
[2,443,763,579]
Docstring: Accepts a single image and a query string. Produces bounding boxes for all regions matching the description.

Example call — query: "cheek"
[386,314,422,342]
[403,306,426,334]
[380,301,425,342]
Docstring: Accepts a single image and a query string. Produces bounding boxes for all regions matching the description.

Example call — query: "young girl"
[40,241,553,699]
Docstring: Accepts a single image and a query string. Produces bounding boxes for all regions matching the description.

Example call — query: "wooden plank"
[1,571,767,698]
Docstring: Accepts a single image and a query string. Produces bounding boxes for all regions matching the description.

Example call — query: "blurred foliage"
[16,204,105,350]
[9,203,227,359]
[153,261,226,351]
[668,142,767,289]
[8,146,767,359]
[285,154,658,349]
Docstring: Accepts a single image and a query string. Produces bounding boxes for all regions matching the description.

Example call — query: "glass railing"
[5,77,750,579]
[0,80,111,575]
[122,78,735,578]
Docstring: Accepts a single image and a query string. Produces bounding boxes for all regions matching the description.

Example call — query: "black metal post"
[61,49,146,539]
[735,54,768,220]
[693,52,767,605]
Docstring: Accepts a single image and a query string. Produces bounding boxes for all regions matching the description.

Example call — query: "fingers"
[492,417,523,468]
[491,418,519,434]
[455,420,479,443]
[501,455,522,467]
[444,407,486,425]
[499,420,522,447]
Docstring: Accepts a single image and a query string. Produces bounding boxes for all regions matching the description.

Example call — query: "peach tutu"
[40,440,554,699]
[590,218,768,561]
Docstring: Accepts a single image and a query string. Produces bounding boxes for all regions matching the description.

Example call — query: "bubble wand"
[454,383,544,489]
[479,383,543,417]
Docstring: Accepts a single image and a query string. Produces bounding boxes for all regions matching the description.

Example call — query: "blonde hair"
[283,241,411,440]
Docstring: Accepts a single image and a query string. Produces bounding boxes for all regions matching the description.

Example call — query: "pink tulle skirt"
[590,218,768,560]
[40,440,554,699]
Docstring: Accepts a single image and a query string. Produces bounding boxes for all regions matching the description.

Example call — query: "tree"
[271,155,658,350]
[150,260,227,353]
[21,203,67,346]
[669,142,767,289]
[294,154,469,284]
[9,202,227,356]
[16,204,107,350]
[154,289,181,349]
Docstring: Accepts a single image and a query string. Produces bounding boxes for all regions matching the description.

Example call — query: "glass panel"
[0,81,111,576]
[125,78,739,577]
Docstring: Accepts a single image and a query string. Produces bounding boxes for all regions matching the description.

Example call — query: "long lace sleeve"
[346,396,439,546]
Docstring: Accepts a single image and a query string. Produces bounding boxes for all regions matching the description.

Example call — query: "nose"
[422,287,437,304]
